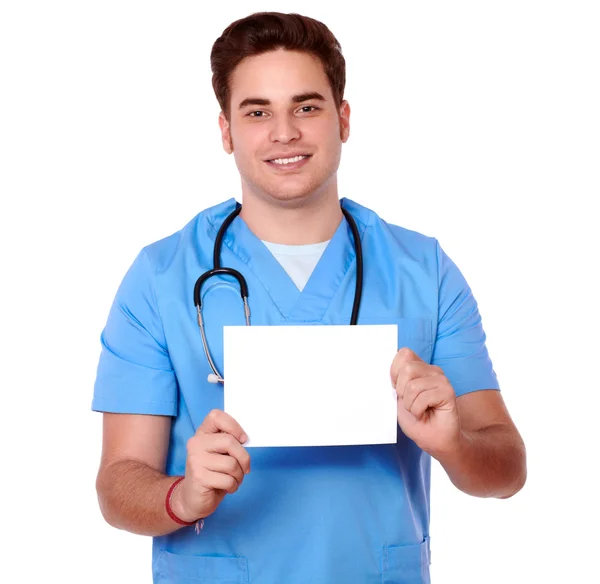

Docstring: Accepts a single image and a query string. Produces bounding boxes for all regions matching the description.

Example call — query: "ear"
[339,100,351,143]
[218,111,234,154]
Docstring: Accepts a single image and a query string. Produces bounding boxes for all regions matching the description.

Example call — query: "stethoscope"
[193,203,363,384]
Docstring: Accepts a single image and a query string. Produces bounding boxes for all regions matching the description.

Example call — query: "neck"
[239,188,343,245]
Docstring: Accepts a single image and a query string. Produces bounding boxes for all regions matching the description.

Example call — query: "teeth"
[271,155,307,165]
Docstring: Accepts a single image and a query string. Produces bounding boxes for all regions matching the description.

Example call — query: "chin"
[253,179,320,205]
[267,174,335,202]
[265,189,322,207]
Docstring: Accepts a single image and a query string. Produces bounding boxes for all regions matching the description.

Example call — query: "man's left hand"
[390,347,462,456]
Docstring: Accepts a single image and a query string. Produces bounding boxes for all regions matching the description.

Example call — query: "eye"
[248,110,266,118]
[298,105,319,114]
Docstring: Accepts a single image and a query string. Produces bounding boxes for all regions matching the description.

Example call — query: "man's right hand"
[170,409,251,522]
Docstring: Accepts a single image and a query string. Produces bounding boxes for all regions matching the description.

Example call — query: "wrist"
[167,477,198,524]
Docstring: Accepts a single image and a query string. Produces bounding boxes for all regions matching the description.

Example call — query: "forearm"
[433,424,527,499]
[96,459,188,537]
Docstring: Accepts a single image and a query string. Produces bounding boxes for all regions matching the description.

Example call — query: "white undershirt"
[262,240,330,291]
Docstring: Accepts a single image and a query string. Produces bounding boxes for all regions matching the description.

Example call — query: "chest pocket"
[359,316,434,364]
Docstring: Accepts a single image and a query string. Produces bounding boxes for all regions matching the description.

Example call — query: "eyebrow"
[237,92,326,110]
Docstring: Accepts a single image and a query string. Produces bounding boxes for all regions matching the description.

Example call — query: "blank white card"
[223,325,398,447]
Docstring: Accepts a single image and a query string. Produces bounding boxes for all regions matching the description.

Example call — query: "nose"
[269,114,301,144]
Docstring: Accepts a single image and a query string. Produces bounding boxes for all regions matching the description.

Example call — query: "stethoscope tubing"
[194,204,363,384]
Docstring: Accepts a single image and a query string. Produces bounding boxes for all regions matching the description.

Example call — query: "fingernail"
[241,433,248,443]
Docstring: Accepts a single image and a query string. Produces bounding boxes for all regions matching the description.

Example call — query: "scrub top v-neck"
[212,199,360,323]
[261,239,329,292]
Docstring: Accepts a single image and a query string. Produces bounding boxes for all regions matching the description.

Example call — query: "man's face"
[219,49,350,206]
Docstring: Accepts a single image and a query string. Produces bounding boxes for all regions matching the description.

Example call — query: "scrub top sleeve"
[431,240,500,397]
[92,249,178,416]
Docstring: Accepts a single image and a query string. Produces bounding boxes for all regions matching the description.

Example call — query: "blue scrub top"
[93,198,499,584]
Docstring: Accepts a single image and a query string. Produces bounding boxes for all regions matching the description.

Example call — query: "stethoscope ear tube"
[194,267,250,385]
[196,304,224,384]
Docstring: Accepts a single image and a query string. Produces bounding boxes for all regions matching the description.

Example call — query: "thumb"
[390,347,423,385]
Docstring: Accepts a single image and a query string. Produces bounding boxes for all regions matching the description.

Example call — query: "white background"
[1,1,598,582]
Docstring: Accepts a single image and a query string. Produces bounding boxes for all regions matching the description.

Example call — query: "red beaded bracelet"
[165,477,204,533]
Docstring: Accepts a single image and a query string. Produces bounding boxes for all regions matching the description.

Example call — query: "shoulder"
[140,198,238,274]
[341,198,439,262]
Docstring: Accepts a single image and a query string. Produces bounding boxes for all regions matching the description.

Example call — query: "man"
[93,11,526,584]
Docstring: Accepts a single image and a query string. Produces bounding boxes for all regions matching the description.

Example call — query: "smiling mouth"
[265,155,312,169]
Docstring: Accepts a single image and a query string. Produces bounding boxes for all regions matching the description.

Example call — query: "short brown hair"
[210,12,346,119]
